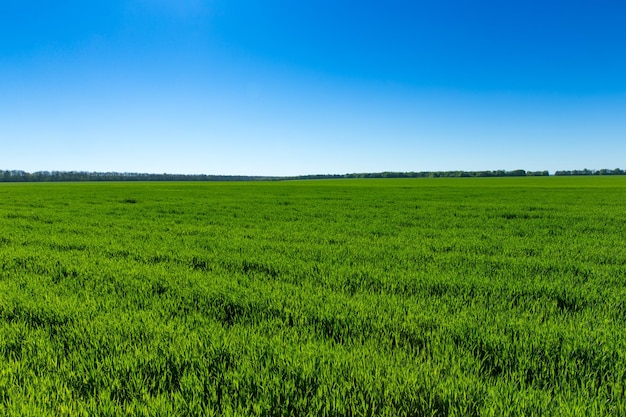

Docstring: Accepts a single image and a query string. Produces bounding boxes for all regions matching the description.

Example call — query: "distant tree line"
[553,168,625,176]
[0,168,624,182]
[341,170,549,179]
[0,170,278,182]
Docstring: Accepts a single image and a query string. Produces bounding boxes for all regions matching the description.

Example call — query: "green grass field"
[1,177,625,416]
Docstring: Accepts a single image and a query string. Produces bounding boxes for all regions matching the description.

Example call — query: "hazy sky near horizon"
[1,1,625,176]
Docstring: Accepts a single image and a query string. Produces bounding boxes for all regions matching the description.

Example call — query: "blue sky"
[1,0,625,175]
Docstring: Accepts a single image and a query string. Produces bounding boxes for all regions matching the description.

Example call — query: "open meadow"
[1,177,625,416]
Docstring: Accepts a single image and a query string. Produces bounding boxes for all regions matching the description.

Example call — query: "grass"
[0,177,625,416]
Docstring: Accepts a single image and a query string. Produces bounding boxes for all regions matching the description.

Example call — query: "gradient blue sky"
[1,0,625,175]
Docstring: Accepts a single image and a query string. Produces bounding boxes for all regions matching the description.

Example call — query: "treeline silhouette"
[340,169,548,178]
[0,168,623,182]
[553,168,625,176]
[0,171,276,182]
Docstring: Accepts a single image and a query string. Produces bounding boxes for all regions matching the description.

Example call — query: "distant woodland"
[0,168,623,182]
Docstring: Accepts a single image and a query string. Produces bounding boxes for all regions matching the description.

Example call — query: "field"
[1,177,625,416]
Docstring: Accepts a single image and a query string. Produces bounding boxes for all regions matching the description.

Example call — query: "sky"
[1,0,625,176]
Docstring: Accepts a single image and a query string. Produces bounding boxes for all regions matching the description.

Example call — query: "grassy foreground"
[0,177,625,416]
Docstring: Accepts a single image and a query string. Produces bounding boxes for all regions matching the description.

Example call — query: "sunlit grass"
[1,177,625,416]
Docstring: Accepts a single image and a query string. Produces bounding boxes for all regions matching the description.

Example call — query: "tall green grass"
[1,177,625,416]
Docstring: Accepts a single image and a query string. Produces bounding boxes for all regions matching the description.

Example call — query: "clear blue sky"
[1,1,625,176]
